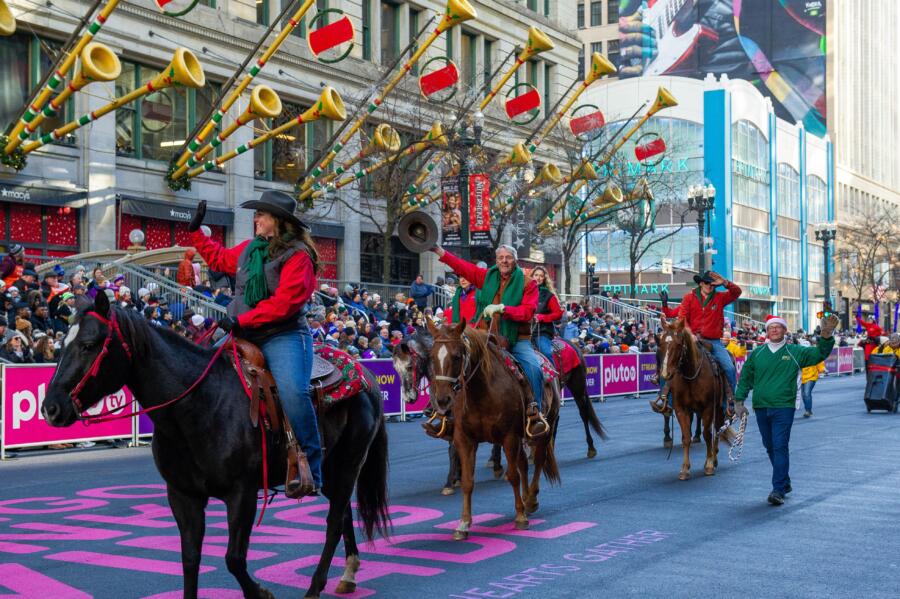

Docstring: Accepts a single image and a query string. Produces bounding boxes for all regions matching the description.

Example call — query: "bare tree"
[836,203,899,305]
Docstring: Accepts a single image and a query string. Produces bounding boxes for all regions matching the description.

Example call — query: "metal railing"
[610,296,767,331]
[109,263,227,319]
[559,293,662,332]
[319,279,454,310]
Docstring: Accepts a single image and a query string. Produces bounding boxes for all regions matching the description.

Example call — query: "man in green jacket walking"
[734,313,840,506]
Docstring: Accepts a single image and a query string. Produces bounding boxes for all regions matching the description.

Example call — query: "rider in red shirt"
[856,313,883,362]
[444,275,477,326]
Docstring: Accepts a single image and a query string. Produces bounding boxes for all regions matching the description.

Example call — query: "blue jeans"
[259,329,323,488]
[705,338,737,391]
[512,339,544,406]
[801,380,816,412]
[754,407,795,495]
[535,335,554,363]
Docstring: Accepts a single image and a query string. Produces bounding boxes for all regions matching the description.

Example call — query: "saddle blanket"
[501,351,559,382]
[313,344,369,408]
[552,338,580,375]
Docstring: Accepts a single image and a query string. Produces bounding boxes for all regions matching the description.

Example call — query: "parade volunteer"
[734,313,839,506]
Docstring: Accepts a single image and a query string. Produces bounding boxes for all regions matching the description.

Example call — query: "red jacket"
[445,285,478,325]
[439,250,537,324]
[191,230,316,329]
[536,293,563,323]
[857,316,883,360]
[677,282,742,339]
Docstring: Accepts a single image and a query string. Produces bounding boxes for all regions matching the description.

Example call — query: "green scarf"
[475,265,524,347]
[244,236,271,308]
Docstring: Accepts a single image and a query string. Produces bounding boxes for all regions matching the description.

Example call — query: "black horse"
[41,292,390,599]
[394,333,605,493]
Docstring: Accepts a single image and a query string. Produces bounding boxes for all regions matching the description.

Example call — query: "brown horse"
[658,317,727,480]
[425,318,561,537]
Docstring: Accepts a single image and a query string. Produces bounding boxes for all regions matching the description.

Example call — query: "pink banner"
[2,364,134,450]
[735,355,746,381]
[838,346,854,374]
[600,354,639,396]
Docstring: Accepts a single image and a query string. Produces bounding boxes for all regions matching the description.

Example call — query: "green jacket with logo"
[735,336,835,409]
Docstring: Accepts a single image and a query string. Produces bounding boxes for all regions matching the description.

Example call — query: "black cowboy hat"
[693,271,716,285]
[240,190,309,231]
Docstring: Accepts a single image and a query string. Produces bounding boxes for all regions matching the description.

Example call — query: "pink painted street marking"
[66,503,177,528]
[1,522,131,542]
[0,497,107,514]
[77,484,168,499]
[118,535,277,560]
[0,540,48,554]
[43,550,216,575]
[364,533,517,563]
[433,513,598,539]
[276,503,444,528]
[0,563,91,598]
[142,590,245,599]
[208,521,328,545]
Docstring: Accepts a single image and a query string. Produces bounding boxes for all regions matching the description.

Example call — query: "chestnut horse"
[658,317,727,480]
[425,318,561,537]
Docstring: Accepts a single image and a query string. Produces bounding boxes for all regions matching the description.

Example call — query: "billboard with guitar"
[618,0,826,137]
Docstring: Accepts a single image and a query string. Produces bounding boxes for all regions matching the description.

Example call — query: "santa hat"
[765,314,788,330]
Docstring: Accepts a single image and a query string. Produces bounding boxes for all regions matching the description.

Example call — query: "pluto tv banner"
[617,0,826,136]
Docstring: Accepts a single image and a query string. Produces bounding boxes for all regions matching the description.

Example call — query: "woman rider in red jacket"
[189,191,322,498]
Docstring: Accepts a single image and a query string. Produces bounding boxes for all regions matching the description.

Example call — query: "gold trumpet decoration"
[304,121,448,200]
[169,0,319,181]
[5,0,122,155]
[178,85,282,177]
[187,86,346,178]
[593,87,678,170]
[20,42,121,142]
[480,26,553,111]
[1,0,16,36]
[307,123,401,188]
[500,142,532,167]
[540,184,624,233]
[301,0,477,194]
[530,163,562,187]
[23,48,205,155]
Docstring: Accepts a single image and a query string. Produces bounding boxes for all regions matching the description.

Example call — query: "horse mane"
[458,327,494,381]
[679,322,699,373]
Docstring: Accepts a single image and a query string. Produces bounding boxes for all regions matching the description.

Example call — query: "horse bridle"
[668,331,703,382]
[431,335,480,396]
[69,310,133,412]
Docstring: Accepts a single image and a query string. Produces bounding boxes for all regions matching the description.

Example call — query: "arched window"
[731,120,770,210]
[777,163,800,219]
[807,176,828,224]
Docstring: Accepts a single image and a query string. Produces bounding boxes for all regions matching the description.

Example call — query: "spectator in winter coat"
[29,303,53,336]
[855,312,883,362]
[0,332,33,363]
[409,274,434,310]
[0,243,25,288]
[13,266,40,295]
[177,248,198,288]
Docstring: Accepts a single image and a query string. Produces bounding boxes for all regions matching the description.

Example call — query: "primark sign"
[596,158,690,178]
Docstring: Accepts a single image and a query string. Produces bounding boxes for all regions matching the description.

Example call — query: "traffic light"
[589,275,600,295]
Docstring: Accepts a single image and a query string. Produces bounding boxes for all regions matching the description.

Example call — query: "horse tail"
[356,392,392,542]
[573,362,608,441]
[542,438,562,486]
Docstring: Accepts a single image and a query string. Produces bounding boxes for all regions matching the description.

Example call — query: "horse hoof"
[441,486,455,496]
[334,581,357,595]
[692,436,701,444]
[704,467,716,476]
[453,529,469,541]
[493,468,504,480]
[678,471,691,481]
[525,501,539,515]
[515,519,529,530]
[663,438,673,449]
[587,447,597,459]
[258,587,275,599]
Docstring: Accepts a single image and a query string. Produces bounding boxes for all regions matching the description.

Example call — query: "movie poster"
[468,174,491,247]
[617,0,826,136]
[440,176,462,246]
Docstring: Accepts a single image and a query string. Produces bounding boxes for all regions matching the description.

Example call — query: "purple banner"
[638,353,658,393]
[824,348,839,374]
[364,359,403,416]
[600,354,639,396]
[585,354,601,397]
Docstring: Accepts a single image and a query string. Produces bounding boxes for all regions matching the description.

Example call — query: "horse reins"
[70,310,232,424]
[431,335,482,395]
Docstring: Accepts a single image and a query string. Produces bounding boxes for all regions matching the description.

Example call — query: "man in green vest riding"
[431,243,549,440]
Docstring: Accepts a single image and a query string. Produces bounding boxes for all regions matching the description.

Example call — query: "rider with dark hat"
[531,266,563,362]
[444,274,477,326]
[189,191,322,497]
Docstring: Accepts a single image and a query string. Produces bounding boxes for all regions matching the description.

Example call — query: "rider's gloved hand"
[733,401,749,420]
[188,200,207,233]
[659,289,668,306]
[217,315,240,333]
[482,304,505,320]
[819,313,840,338]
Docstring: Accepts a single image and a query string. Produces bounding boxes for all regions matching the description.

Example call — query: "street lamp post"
[687,184,716,273]
[453,111,484,260]
[815,223,837,310]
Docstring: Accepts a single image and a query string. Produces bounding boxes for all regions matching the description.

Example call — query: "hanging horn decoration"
[569,104,605,140]
[300,0,477,195]
[22,48,205,156]
[526,52,615,154]
[500,142,532,167]
[418,56,460,103]
[505,83,542,125]
[302,121,447,200]
[18,42,121,147]
[180,85,282,174]
[593,86,678,171]
[1,0,16,36]
[4,0,121,157]
[628,177,654,201]
[329,123,401,179]
[559,160,598,186]
[187,86,346,178]
[531,163,562,187]
[307,8,356,64]
[480,26,553,111]
[169,0,319,183]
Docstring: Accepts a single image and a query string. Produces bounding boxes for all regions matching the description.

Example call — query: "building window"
[314,237,339,280]
[255,100,309,182]
[590,1,602,26]
[808,244,823,282]
[362,0,372,60]
[577,3,585,28]
[361,233,418,284]
[380,1,400,66]
[590,41,602,56]
[118,210,225,251]
[0,203,80,258]
[256,0,268,25]
[483,38,494,93]
[777,163,800,219]
[731,120,769,211]
[807,175,827,224]
[607,39,620,69]
[461,31,477,88]
[409,8,421,74]
[607,0,619,24]
[780,298,801,331]
[577,46,585,79]
[527,0,538,11]
[734,227,770,273]
[777,237,800,278]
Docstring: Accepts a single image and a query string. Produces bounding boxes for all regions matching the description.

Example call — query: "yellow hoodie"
[801,361,825,384]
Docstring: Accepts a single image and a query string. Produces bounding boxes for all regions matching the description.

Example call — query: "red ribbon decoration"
[308,15,354,56]
[419,63,459,98]
[635,137,667,162]
[505,88,541,119]
[569,110,605,137]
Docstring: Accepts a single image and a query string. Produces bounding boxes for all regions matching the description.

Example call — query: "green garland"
[0,136,27,171]
[165,162,192,191]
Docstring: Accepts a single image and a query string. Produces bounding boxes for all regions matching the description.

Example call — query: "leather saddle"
[310,354,342,407]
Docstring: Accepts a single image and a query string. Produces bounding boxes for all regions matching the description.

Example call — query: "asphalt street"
[2,373,898,599]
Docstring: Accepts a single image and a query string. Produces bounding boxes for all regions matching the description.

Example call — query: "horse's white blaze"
[437,344,449,376]
[661,347,670,379]
[64,324,80,347]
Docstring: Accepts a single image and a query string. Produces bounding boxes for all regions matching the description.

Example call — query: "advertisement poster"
[2,364,134,450]
[468,173,491,246]
[365,359,403,416]
[440,176,462,246]
[601,354,640,396]
[638,353,659,393]
[617,0,826,136]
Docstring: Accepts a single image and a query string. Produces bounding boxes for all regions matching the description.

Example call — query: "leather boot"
[285,443,316,499]
[422,413,452,439]
[650,382,672,415]
[525,402,550,442]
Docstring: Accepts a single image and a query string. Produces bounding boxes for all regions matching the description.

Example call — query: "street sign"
[661,258,673,274]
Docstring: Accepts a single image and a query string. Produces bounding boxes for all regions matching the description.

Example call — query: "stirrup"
[422,413,451,439]
[285,448,316,499]
[650,396,671,415]
[525,404,550,441]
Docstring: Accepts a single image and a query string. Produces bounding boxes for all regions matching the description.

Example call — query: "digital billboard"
[618,0,827,136]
